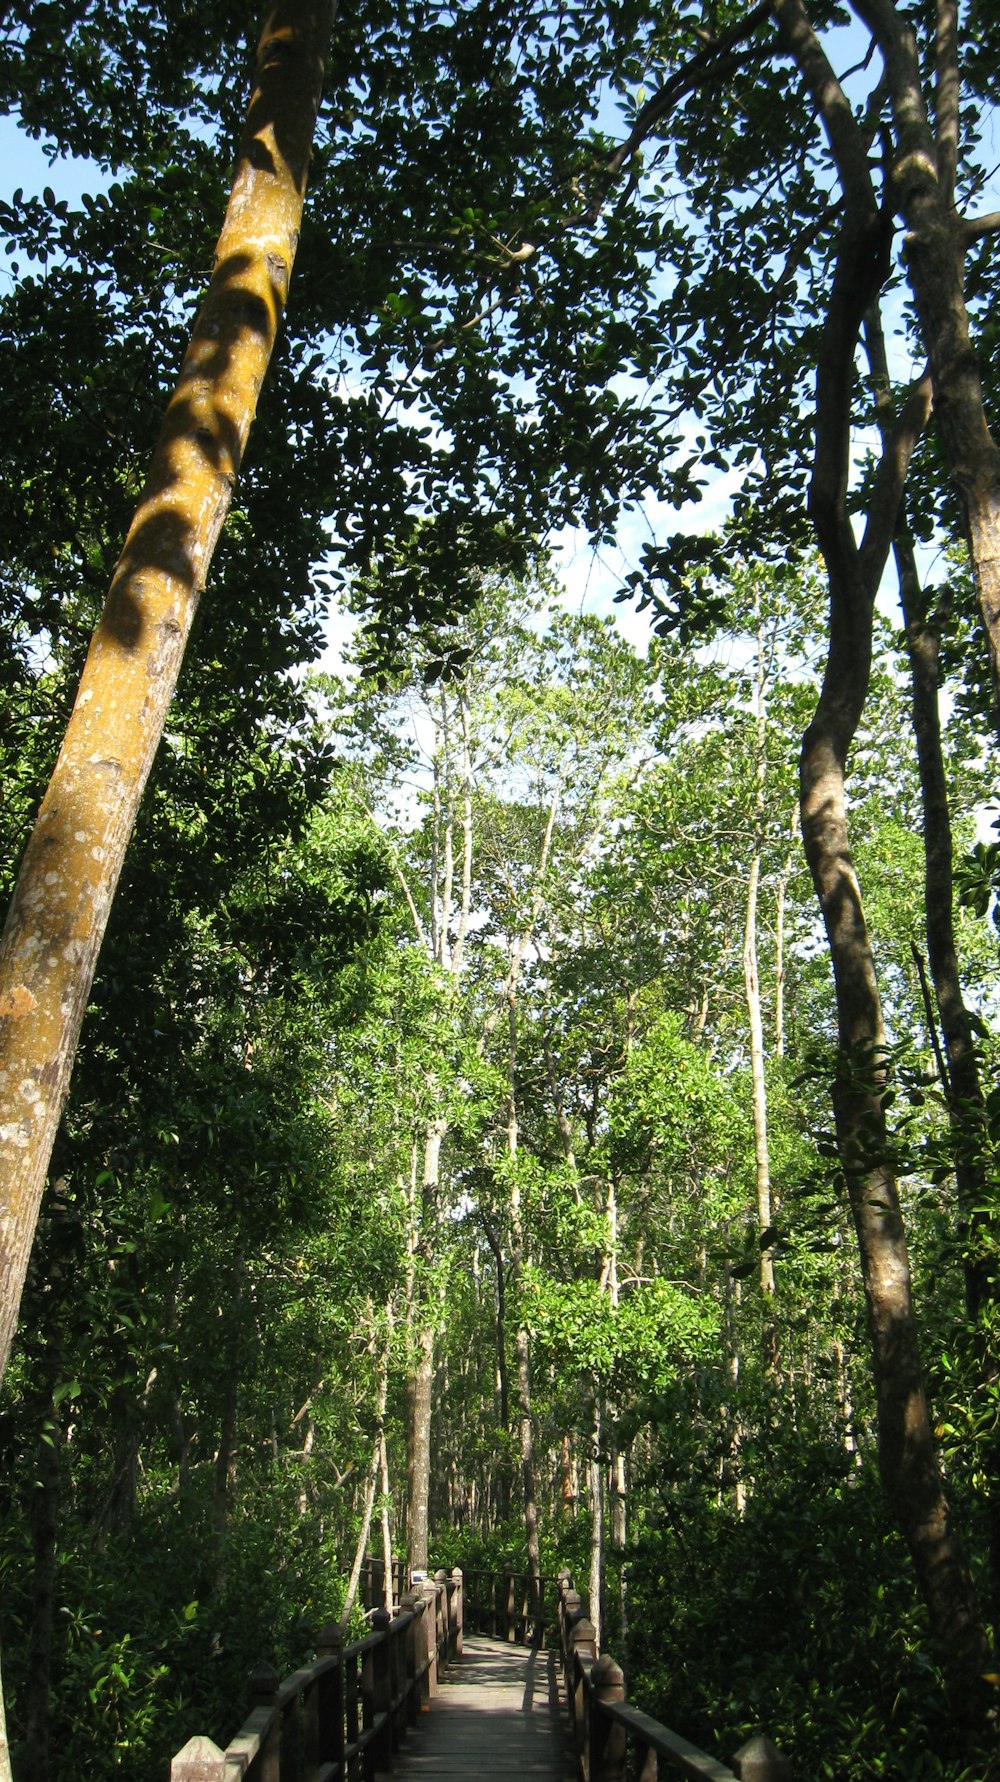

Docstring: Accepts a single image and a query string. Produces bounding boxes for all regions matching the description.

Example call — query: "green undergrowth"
[0,1477,362,1782]
[623,1456,994,1782]
[438,1458,996,1781]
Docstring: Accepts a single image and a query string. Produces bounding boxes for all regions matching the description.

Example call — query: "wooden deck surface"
[390,1634,578,1779]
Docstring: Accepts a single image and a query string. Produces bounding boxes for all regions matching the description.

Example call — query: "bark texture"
[851,0,1000,715]
[0,0,335,1384]
[776,0,991,1711]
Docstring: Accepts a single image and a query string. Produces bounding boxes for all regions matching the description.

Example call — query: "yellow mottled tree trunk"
[0,0,335,1384]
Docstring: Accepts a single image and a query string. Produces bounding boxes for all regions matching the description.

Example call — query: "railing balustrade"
[170,1558,790,1782]
[555,1571,792,1782]
[462,1562,549,1644]
[169,1567,463,1781]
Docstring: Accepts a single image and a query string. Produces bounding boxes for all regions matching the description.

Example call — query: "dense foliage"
[2,1,1000,1779]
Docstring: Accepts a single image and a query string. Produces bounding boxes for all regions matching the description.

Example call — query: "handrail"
[555,1571,792,1782]
[461,1563,550,1645]
[169,1567,463,1780]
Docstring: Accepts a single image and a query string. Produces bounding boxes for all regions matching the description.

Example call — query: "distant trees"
[1,0,1000,1771]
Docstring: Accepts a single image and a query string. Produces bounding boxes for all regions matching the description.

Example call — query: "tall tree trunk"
[343,1317,392,1624]
[482,1219,512,1516]
[898,561,993,1293]
[898,553,1000,1619]
[407,1324,434,1574]
[865,298,1000,1624]
[605,1181,627,1641]
[507,998,541,1618]
[407,1119,444,1574]
[773,0,990,1707]
[379,1431,394,1613]
[0,0,335,1388]
[774,804,799,1058]
[515,1327,541,1626]
[588,1391,604,1650]
[722,1264,746,1516]
[801,511,990,1718]
[341,1435,382,1628]
[742,588,777,1368]
[852,0,1000,715]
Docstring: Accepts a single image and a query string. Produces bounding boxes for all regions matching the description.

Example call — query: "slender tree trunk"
[407,1323,434,1574]
[507,998,541,1617]
[770,0,991,1707]
[898,562,992,1294]
[862,304,991,1304]
[297,1419,315,1517]
[862,297,1000,1626]
[898,553,1000,1619]
[852,0,1000,716]
[482,1219,511,1514]
[833,1335,860,1467]
[801,545,990,1715]
[610,1445,627,1641]
[343,1318,392,1624]
[515,1327,541,1624]
[743,845,771,1271]
[743,589,776,1313]
[774,804,799,1058]
[341,1434,382,1628]
[722,1266,746,1516]
[379,1431,393,1613]
[407,1119,444,1574]
[0,0,335,1388]
[562,1434,576,1520]
[589,1391,604,1649]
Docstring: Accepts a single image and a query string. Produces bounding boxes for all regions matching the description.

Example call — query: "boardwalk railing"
[169,1568,463,1781]
[462,1562,551,1645]
[556,1571,791,1782]
[355,1553,409,1613]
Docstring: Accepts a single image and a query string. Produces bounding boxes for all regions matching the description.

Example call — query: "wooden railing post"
[314,1622,344,1774]
[733,1735,793,1781]
[399,1591,422,1724]
[503,1563,516,1642]
[249,1665,282,1782]
[387,1607,404,1749]
[170,1737,227,1781]
[369,1608,393,1773]
[419,1578,440,1697]
[434,1567,450,1668]
[450,1567,464,1659]
[559,1589,583,1697]
[589,1655,627,1782]
[570,1615,597,1760]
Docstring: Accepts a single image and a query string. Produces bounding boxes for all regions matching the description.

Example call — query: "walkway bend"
[393,1634,577,1779]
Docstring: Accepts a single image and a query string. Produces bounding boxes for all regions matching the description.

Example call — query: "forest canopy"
[1,0,1000,1777]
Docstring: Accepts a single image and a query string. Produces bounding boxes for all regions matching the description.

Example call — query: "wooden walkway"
[392,1635,577,1779]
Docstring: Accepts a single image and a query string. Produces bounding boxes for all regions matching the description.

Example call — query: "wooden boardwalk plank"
[390,1635,578,1779]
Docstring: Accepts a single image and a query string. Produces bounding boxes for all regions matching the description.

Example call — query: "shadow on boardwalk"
[391,1633,577,1778]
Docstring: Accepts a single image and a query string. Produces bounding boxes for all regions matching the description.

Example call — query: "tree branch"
[935,0,960,207]
[585,0,773,221]
[960,208,1000,244]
